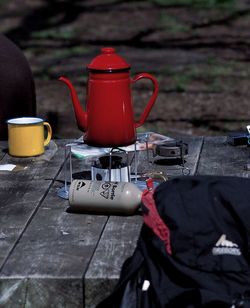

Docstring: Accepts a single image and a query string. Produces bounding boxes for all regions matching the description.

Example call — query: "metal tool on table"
[152,139,190,175]
[153,140,188,159]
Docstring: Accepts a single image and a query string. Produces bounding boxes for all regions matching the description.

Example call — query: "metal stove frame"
[57,136,148,199]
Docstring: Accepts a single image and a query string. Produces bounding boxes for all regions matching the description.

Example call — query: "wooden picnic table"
[0,136,249,307]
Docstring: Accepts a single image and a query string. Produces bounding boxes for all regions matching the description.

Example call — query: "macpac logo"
[76,181,86,191]
[212,234,241,256]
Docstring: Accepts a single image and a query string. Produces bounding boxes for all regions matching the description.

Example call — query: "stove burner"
[96,155,124,169]
[91,154,130,182]
[153,140,188,160]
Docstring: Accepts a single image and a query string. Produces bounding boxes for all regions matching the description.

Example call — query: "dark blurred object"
[47,111,59,138]
[153,140,188,159]
[152,140,190,175]
[227,132,250,146]
[0,34,36,140]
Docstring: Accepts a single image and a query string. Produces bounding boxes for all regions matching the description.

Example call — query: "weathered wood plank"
[197,136,250,177]
[85,215,143,308]
[24,278,83,308]
[0,278,26,307]
[0,140,67,269]
[0,155,108,307]
[0,278,83,308]
[1,184,107,276]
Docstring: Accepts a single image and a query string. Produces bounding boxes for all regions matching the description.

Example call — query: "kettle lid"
[87,47,130,71]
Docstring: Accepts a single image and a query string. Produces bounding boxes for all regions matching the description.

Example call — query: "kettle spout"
[59,76,87,132]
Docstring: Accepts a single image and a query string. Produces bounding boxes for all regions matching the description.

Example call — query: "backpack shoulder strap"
[141,179,172,255]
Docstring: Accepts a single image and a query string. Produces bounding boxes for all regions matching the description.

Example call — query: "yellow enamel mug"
[7,117,52,157]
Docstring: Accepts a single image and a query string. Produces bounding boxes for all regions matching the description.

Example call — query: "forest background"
[1,0,250,139]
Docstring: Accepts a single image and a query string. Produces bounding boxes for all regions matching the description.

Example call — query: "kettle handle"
[132,73,159,128]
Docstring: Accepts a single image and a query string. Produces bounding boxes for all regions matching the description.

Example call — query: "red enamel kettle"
[59,47,158,147]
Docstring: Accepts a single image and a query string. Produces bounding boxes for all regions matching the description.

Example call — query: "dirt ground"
[1,0,250,139]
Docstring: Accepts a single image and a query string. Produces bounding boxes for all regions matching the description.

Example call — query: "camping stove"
[91,148,131,182]
[57,142,141,199]
[57,135,190,199]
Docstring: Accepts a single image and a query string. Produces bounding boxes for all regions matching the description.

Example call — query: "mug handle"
[43,122,52,146]
[131,73,159,128]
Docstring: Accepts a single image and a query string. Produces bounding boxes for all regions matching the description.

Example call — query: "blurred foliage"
[31,28,74,39]
[159,14,190,32]
[149,0,236,10]
[162,60,249,92]
[0,0,8,8]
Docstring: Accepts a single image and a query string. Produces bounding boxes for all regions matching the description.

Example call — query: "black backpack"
[97,176,250,308]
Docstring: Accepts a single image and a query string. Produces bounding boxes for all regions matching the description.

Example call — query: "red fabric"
[142,181,172,255]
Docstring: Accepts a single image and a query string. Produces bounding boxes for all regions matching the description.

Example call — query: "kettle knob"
[101,47,116,54]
